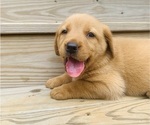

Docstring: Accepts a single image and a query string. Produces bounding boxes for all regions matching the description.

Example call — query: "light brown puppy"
[46,14,150,100]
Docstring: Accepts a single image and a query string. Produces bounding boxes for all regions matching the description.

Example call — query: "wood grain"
[1,34,64,87]
[1,85,150,125]
[1,0,150,33]
[1,32,150,87]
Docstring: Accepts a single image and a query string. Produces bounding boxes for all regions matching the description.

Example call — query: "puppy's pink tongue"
[66,57,84,78]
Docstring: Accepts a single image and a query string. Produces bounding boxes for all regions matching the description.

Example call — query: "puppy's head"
[55,14,114,78]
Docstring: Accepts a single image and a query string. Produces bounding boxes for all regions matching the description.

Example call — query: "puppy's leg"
[146,91,150,98]
[50,79,125,100]
[45,73,71,89]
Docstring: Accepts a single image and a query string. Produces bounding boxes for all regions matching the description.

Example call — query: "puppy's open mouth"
[65,57,85,78]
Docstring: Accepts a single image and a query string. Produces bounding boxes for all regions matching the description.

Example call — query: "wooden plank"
[1,85,150,125]
[1,32,150,87]
[1,34,64,87]
[1,22,150,34]
[1,23,59,34]
[113,31,150,38]
[1,0,150,34]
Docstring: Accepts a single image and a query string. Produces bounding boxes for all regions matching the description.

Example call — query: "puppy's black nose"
[66,42,78,54]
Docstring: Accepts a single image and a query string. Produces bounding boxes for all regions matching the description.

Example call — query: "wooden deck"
[1,0,150,124]
[1,85,150,125]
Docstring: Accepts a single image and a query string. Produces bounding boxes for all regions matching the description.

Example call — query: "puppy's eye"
[87,32,95,38]
[61,29,67,34]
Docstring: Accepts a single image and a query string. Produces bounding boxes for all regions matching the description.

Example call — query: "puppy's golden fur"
[46,14,150,100]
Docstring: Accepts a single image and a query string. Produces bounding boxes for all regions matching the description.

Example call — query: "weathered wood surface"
[1,34,64,87]
[1,0,150,33]
[1,32,150,87]
[1,85,150,125]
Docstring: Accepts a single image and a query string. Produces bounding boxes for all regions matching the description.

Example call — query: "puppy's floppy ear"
[103,25,114,58]
[54,30,60,56]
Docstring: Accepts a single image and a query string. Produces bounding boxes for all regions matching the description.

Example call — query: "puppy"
[46,14,150,100]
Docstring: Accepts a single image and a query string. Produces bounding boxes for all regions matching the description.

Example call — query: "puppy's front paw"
[50,86,70,100]
[45,78,61,89]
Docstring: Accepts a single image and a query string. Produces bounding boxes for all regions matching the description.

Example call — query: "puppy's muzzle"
[66,42,78,54]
